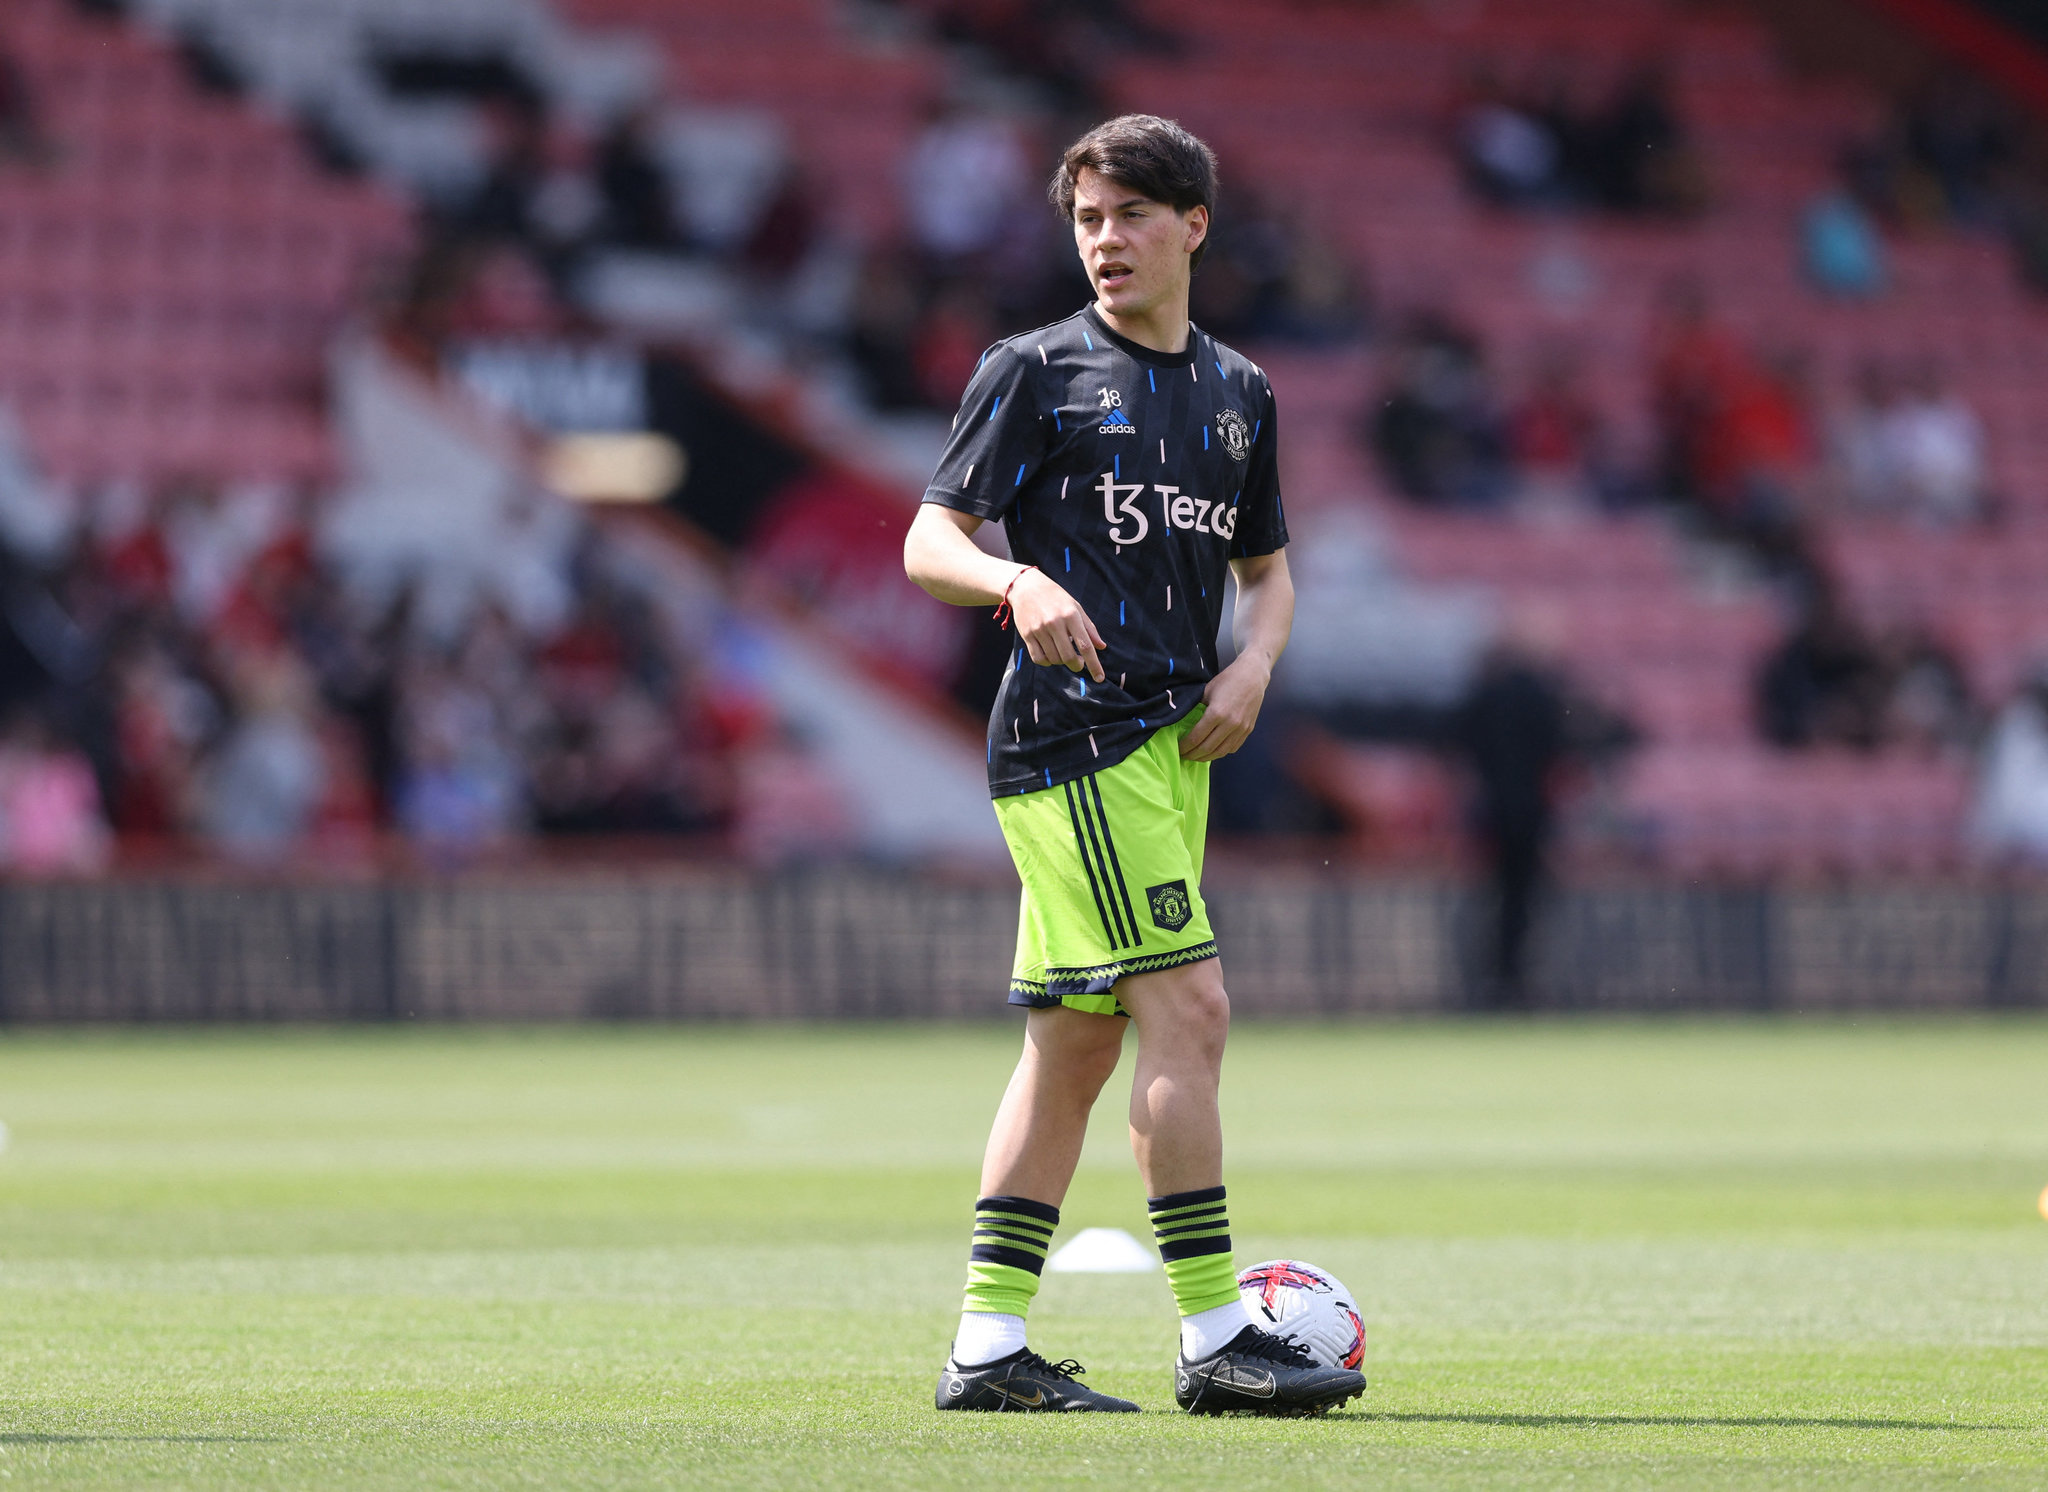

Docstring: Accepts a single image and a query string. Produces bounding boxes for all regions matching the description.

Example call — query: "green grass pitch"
[1,1018,2045,1489]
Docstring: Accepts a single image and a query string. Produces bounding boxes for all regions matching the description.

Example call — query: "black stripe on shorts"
[1063,779,1127,949]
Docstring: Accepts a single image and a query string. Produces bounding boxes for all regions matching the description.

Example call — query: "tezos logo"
[1147,879,1193,932]
[1216,409,1251,462]
[1096,473,1237,544]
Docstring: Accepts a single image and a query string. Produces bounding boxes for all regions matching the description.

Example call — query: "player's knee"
[1033,1011,1125,1091]
[1073,1034,1124,1095]
[1181,981,1230,1062]
[1149,974,1228,1068]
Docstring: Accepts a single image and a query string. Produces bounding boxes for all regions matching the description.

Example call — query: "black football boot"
[1174,1325,1367,1416]
[935,1347,1140,1412]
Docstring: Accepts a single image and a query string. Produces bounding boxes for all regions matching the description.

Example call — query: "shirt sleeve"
[921,343,1047,522]
[1230,376,1288,558]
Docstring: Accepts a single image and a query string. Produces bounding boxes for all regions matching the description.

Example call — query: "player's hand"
[1181,655,1270,761]
[1010,569,1106,683]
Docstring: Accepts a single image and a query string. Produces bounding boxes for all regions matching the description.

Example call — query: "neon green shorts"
[997,710,1217,1017]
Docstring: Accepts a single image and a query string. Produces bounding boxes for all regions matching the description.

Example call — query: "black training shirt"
[922,304,1288,798]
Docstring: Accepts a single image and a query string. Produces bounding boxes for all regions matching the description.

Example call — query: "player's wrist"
[1230,651,1275,690]
[993,565,1041,629]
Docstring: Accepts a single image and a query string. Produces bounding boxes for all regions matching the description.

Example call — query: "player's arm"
[904,504,1107,682]
[1181,549,1294,762]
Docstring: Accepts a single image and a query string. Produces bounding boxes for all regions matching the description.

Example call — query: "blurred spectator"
[1830,356,1989,526]
[1756,589,1887,751]
[919,0,1174,116]
[1801,190,1886,299]
[1902,72,2013,226]
[1507,342,1634,511]
[912,283,998,409]
[196,651,328,861]
[596,105,685,253]
[0,37,53,170]
[1649,283,1815,567]
[1192,191,1369,346]
[0,235,760,865]
[105,632,214,839]
[1872,622,1976,757]
[846,250,928,411]
[740,160,820,284]
[392,646,525,855]
[902,104,1030,265]
[0,708,110,873]
[1451,620,1568,1010]
[1834,71,2048,296]
[1587,64,1704,216]
[1881,361,1988,527]
[1453,64,1567,209]
[1189,194,1293,343]
[1973,664,2048,860]
[1267,229,1370,346]
[1452,60,1702,216]
[1829,359,1901,514]
[1368,311,1511,509]
[526,125,605,274]
[452,94,550,247]
[2002,177,2048,296]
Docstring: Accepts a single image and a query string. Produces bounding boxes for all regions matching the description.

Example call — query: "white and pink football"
[1236,1259,1366,1371]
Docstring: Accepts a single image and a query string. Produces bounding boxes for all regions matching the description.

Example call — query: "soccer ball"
[1236,1259,1366,1370]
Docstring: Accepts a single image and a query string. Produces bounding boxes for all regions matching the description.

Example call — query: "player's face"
[1071,168,1208,322]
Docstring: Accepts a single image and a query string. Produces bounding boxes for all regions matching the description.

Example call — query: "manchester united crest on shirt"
[1216,409,1251,462]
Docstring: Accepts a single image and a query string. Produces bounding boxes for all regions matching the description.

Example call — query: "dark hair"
[1050,114,1219,271]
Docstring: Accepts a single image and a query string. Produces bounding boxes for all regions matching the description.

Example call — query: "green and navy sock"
[956,1195,1059,1364]
[1149,1184,1252,1357]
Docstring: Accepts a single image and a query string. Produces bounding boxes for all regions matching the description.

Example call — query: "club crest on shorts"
[1215,409,1251,462]
[1147,879,1192,932]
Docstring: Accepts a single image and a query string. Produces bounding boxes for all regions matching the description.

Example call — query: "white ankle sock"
[952,1311,1027,1366]
[1180,1299,1253,1360]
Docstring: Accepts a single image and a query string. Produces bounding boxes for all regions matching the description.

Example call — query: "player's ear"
[1184,205,1209,258]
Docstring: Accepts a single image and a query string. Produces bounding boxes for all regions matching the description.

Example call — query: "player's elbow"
[902,520,940,595]
[904,505,980,600]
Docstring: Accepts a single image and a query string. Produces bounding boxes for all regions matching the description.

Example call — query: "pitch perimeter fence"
[0,872,2041,1020]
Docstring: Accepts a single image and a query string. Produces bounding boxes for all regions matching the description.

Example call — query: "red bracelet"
[993,566,1036,630]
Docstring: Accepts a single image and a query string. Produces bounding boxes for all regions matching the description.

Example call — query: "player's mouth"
[1097,261,1134,289]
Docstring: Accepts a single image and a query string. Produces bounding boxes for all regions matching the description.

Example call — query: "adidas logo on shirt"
[1098,407,1136,435]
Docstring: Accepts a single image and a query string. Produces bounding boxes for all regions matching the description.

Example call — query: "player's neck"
[1092,290,1192,356]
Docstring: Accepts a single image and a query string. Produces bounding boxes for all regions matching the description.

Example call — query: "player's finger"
[1194,712,1251,760]
[1179,713,1226,758]
[1204,725,1250,760]
[1023,634,1048,667]
[1075,634,1106,683]
[1083,616,1107,652]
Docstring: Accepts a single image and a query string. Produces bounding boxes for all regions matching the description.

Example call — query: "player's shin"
[1147,1185,1253,1358]
[955,1194,1059,1365]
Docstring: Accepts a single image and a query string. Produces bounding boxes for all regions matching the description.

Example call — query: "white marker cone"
[1045,1226,1157,1274]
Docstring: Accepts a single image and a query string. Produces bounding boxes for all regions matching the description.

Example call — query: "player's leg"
[979,1003,1126,1203]
[1111,717,1367,1414]
[954,1003,1123,1363]
[936,781,1143,1412]
[1118,954,1364,1415]
[1115,957,1237,1332]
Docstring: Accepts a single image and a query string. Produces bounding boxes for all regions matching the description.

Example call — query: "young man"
[903,114,1365,1416]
